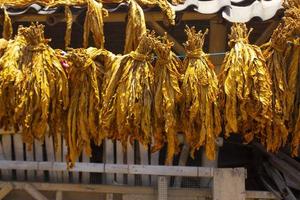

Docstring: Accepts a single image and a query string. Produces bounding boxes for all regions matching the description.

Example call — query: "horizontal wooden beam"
[0,182,277,199]
[7,11,215,24]
[0,161,214,177]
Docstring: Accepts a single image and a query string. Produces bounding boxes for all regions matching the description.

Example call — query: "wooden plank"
[209,20,227,73]
[104,139,114,184]
[123,194,154,200]
[0,137,10,180]
[34,140,44,182]
[158,176,168,200]
[13,134,25,181]
[0,183,13,200]
[0,161,214,177]
[147,21,185,55]
[23,183,49,200]
[62,139,69,183]
[45,136,57,182]
[0,181,210,197]
[116,141,124,184]
[55,191,63,200]
[255,21,279,46]
[81,147,90,184]
[150,141,159,186]
[55,135,63,182]
[127,141,135,186]
[1,135,12,180]
[213,168,246,200]
[9,12,215,23]
[26,143,35,181]
[173,144,190,187]
[245,191,278,199]
[139,145,150,186]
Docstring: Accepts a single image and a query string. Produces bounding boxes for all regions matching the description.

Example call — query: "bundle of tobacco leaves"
[261,6,300,153]
[219,23,273,146]
[83,0,108,48]
[282,4,300,156]
[181,27,221,160]
[2,8,13,40]
[100,31,155,148]
[152,34,182,164]
[124,0,146,54]
[64,6,73,48]
[64,48,103,167]
[136,0,175,25]
[14,23,69,148]
[0,39,8,57]
[0,30,27,131]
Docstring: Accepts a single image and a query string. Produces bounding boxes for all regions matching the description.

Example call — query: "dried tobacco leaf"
[64,6,73,48]
[181,27,221,160]
[0,32,27,131]
[152,34,182,164]
[2,8,13,40]
[83,0,108,48]
[65,48,103,167]
[136,0,175,25]
[14,23,69,149]
[124,0,146,54]
[219,23,273,146]
[100,32,155,149]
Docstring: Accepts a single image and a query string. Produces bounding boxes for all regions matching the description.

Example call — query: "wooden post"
[0,183,13,200]
[209,20,227,73]
[157,176,168,200]
[1,135,12,180]
[24,183,50,200]
[81,147,90,184]
[116,141,124,184]
[13,134,25,181]
[173,143,190,187]
[105,139,114,200]
[127,140,135,186]
[213,168,246,200]
[55,191,63,200]
[45,136,57,182]
[34,140,44,182]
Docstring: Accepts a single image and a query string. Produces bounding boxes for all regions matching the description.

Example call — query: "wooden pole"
[24,184,50,200]
[213,168,246,200]
[0,183,13,200]
[157,176,168,200]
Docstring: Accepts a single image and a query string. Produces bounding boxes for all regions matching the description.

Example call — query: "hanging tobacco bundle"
[181,27,221,160]
[136,0,175,25]
[64,5,73,48]
[0,39,8,57]
[152,34,182,164]
[65,48,103,167]
[282,4,300,156]
[2,7,13,40]
[14,23,69,148]
[83,0,108,48]
[124,0,146,54]
[219,23,273,146]
[0,31,27,130]
[261,11,300,152]
[100,32,155,148]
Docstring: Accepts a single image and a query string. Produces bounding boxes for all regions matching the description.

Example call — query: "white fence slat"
[81,147,90,184]
[34,140,44,181]
[127,141,135,186]
[13,134,25,180]
[116,141,124,184]
[25,143,35,181]
[104,139,114,184]
[140,144,150,186]
[62,139,69,183]
[0,134,12,180]
[45,136,57,182]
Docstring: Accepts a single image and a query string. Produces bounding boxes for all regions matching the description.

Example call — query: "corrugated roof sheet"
[4,0,283,23]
